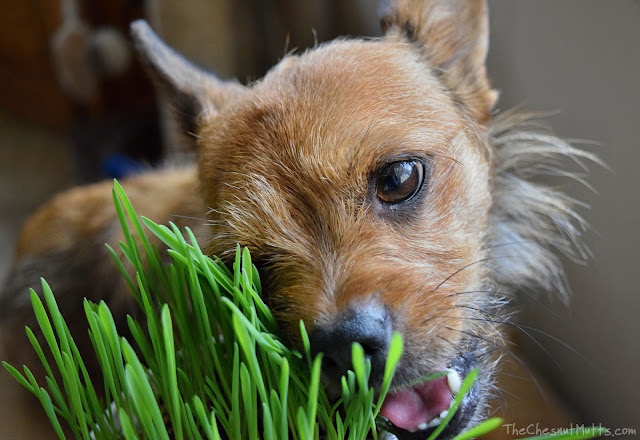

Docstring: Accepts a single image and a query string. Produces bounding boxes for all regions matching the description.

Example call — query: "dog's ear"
[380,0,497,124]
[130,20,245,139]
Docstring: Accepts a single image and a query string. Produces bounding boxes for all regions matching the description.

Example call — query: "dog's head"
[132,1,592,437]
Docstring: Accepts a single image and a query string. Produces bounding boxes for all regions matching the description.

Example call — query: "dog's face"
[132,1,583,438]
[198,39,494,434]
[195,40,494,436]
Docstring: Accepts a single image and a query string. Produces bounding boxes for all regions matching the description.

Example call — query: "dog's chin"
[379,353,483,440]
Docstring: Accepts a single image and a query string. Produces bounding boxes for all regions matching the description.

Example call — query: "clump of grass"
[2,181,606,440]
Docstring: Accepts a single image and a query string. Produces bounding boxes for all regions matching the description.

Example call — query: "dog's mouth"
[379,354,479,440]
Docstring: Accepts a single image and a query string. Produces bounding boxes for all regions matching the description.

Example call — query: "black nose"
[309,304,392,386]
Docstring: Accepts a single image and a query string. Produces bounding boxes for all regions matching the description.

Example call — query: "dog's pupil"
[376,160,423,203]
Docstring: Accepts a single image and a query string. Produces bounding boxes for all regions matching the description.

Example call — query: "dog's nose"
[309,303,392,385]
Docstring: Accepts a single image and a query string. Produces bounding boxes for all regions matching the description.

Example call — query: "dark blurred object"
[228,0,380,80]
[69,107,158,182]
[51,0,133,104]
[0,0,380,183]
[103,154,149,180]
[0,0,161,183]
[0,1,69,129]
[0,0,154,130]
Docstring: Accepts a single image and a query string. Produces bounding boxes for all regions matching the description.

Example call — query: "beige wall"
[487,0,640,430]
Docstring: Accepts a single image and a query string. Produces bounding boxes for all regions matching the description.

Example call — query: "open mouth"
[379,355,479,440]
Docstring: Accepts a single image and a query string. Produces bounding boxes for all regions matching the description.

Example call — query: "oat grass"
[2,181,605,440]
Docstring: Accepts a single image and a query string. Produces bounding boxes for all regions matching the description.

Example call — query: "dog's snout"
[310,303,393,386]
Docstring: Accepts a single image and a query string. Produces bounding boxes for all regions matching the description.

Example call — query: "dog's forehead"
[206,40,464,169]
[265,39,462,144]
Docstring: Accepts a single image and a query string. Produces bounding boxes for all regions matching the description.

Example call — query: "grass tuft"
[2,180,607,440]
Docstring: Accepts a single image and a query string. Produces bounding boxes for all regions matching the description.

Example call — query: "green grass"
[2,180,607,440]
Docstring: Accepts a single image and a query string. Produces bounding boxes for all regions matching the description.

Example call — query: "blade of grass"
[426,368,479,440]
[452,417,503,440]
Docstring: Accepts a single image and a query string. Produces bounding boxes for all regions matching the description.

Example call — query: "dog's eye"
[375,160,425,203]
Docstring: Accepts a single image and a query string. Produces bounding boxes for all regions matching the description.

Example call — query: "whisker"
[437,312,567,374]
[444,289,509,299]
[451,304,598,372]
[431,256,516,293]
[431,152,464,167]
[440,327,548,401]
[168,214,210,222]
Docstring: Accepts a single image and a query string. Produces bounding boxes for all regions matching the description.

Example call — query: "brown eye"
[375,160,425,203]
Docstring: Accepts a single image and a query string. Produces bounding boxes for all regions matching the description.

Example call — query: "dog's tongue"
[380,376,452,431]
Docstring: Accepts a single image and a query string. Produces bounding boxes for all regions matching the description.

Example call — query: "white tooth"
[417,423,428,430]
[447,370,462,395]
[439,410,449,419]
[426,417,442,428]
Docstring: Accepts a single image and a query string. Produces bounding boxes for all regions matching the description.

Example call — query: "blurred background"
[0,0,637,438]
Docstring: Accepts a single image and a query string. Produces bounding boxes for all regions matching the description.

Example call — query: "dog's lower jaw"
[379,349,490,440]
[315,337,492,440]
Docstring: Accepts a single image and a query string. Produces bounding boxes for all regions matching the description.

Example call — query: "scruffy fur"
[1,1,594,438]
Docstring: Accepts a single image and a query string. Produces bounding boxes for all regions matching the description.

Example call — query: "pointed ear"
[380,0,497,124]
[130,20,245,139]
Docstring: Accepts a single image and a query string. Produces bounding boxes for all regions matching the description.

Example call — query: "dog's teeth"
[439,410,449,419]
[447,370,462,395]
[426,417,442,428]
[417,423,428,430]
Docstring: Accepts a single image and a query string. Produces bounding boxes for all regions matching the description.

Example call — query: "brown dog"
[1,0,594,438]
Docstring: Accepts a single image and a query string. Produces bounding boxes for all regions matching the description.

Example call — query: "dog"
[0,0,595,438]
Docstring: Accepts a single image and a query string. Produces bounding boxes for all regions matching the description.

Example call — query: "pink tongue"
[380,376,453,431]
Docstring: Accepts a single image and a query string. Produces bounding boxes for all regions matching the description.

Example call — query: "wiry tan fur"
[488,111,599,298]
[0,1,594,438]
